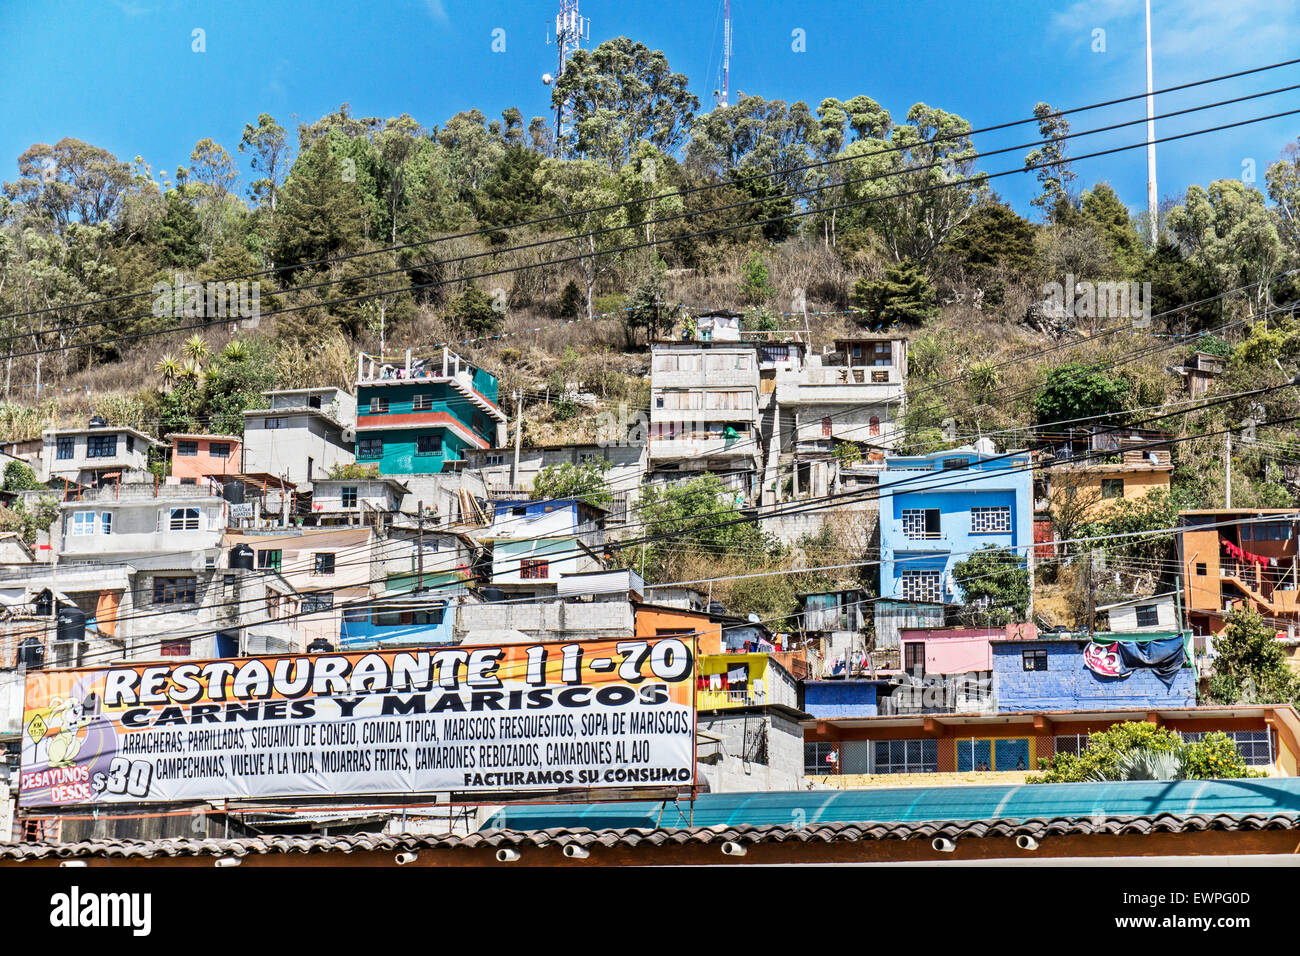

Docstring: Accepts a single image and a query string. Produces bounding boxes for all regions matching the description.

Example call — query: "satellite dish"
[542,73,553,85]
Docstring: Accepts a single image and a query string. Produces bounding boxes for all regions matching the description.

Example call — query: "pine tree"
[850,260,938,326]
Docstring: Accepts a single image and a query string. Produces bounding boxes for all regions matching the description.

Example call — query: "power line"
[4,105,1300,365]
[5,55,1299,325]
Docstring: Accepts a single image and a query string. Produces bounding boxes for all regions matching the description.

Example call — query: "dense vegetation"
[3,35,1300,647]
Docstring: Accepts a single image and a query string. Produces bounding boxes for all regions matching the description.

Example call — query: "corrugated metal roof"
[494,778,1300,830]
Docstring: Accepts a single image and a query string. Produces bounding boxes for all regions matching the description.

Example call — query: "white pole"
[1145,0,1158,247]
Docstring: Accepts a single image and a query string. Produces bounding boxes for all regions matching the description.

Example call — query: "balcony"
[648,434,757,460]
[697,687,768,709]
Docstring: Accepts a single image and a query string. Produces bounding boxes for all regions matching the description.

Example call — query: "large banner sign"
[19,638,695,807]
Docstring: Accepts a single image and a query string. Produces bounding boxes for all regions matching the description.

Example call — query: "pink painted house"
[167,433,242,481]
[901,622,1038,676]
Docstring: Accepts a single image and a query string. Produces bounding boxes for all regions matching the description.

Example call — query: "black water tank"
[222,481,246,505]
[307,638,335,653]
[34,589,53,617]
[708,601,727,617]
[88,414,107,428]
[229,544,255,571]
[57,606,86,645]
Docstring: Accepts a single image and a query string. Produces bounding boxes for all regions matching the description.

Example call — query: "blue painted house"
[878,445,1033,607]
[803,680,887,718]
[354,349,506,475]
[992,633,1197,712]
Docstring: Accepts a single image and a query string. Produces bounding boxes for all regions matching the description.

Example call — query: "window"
[804,742,837,775]
[941,457,969,471]
[358,437,383,459]
[169,508,200,531]
[341,486,358,508]
[302,592,334,613]
[872,342,892,366]
[485,454,504,466]
[1181,730,1274,766]
[416,434,443,456]
[871,369,889,383]
[70,511,97,536]
[903,642,925,676]
[56,436,75,459]
[958,738,1029,771]
[177,441,199,456]
[369,398,389,413]
[1196,562,1207,576]
[86,435,116,458]
[900,570,942,602]
[264,417,285,429]
[209,442,231,458]
[1253,522,1293,541]
[1022,649,1048,671]
[125,435,135,453]
[160,638,192,657]
[1053,733,1091,757]
[520,558,549,579]
[970,506,1012,534]
[1135,604,1160,627]
[873,739,938,774]
[100,512,112,535]
[901,509,941,539]
[179,477,197,486]
[1101,478,1124,499]
[257,549,282,572]
[413,394,433,411]
[313,552,336,575]
[153,576,197,605]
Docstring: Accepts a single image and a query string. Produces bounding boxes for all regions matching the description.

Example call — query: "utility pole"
[511,390,525,490]
[416,499,425,594]
[1087,549,1096,640]
[1144,0,1159,247]
[1225,432,1232,508]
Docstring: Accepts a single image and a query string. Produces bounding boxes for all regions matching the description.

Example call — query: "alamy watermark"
[152,274,261,326]
[1042,273,1150,328]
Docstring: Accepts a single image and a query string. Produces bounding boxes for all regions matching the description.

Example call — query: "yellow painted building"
[1045,461,1172,521]
[696,653,799,711]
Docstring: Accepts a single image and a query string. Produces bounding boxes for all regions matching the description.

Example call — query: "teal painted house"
[355,349,506,475]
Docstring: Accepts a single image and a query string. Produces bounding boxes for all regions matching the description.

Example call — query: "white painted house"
[241,387,356,489]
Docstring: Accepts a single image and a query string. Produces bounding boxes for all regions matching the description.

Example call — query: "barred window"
[804,742,838,775]
[902,508,940,539]
[970,506,1012,533]
[873,738,938,774]
[1181,730,1274,766]
[900,570,942,602]
[169,508,200,531]
[302,592,334,613]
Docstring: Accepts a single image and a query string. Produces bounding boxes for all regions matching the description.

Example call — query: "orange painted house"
[634,604,723,655]
[167,433,242,481]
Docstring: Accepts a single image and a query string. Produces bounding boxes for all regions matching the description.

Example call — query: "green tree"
[1034,722,1257,783]
[1,460,43,492]
[840,102,986,265]
[201,337,278,436]
[555,280,585,319]
[273,137,366,268]
[532,459,613,506]
[239,113,291,212]
[1081,182,1144,276]
[552,37,698,168]
[633,474,774,581]
[624,256,679,345]
[1167,180,1286,312]
[474,144,545,243]
[0,495,59,547]
[1206,608,1300,704]
[448,283,501,336]
[950,545,1030,625]
[1023,103,1077,220]
[850,260,938,326]
[1033,363,1130,427]
[738,251,774,305]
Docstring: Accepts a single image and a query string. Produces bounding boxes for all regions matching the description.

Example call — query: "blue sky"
[1,0,1297,220]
